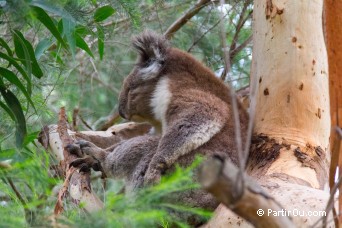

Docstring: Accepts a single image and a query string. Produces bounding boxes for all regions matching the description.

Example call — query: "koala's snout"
[118,105,127,119]
[118,87,129,120]
[118,96,128,119]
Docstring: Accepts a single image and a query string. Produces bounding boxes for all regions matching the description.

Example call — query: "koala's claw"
[69,156,106,178]
[79,163,91,173]
[75,140,91,149]
[65,144,83,157]
[144,168,162,185]
[67,140,107,177]
[69,156,97,172]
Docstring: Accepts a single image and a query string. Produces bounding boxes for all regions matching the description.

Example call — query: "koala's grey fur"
[118,30,249,184]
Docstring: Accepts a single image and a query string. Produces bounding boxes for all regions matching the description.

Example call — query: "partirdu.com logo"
[257,209,326,217]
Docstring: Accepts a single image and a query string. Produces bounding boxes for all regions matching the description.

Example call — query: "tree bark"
[250,0,330,188]
[325,0,342,129]
[204,0,332,227]
[164,0,210,39]
[199,157,294,228]
[324,0,342,223]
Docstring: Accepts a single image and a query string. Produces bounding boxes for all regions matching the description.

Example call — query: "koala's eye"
[145,58,155,67]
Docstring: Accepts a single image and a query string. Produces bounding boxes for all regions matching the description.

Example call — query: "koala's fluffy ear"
[132,30,169,79]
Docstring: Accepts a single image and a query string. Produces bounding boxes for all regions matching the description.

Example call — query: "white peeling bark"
[253,0,330,147]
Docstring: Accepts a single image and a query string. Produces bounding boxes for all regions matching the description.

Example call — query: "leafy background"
[0,0,252,227]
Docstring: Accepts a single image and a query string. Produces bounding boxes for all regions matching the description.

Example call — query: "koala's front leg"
[144,113,225,185]
[67,140,108,176]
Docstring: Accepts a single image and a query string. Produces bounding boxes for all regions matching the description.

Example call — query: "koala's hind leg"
[105,135,159,181]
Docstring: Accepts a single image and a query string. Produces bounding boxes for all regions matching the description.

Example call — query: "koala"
[67,30,248,225]
[118,30,249,184]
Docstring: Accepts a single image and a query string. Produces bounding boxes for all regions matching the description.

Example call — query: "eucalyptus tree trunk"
[205,0,332,227]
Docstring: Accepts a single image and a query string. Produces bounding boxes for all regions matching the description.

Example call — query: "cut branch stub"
[199,156,294,228]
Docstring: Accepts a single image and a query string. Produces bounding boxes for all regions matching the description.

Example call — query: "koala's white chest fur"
[150,77,171,133]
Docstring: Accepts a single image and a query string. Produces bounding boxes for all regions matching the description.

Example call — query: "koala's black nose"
[118,106,127,119]
[118,80,130,119]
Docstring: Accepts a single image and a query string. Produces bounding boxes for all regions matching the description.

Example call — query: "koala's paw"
[69,156,101,172]
[66,140,105,159]
[65,140,107,177]
[144,162,166,185]
[144,167,161,185]
[65,143,83,157]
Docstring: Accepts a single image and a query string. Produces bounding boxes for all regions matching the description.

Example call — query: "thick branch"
[199,157,294,228]
[95,111,121,131]
[164,0,211,39]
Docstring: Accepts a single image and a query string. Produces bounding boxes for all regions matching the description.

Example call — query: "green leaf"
[30,0,75,21]
[75,34,94,58]
[0,148,16,159]
[31,6,67,48]
[0,37,13,56]
[0,100,15,121]
[94,5,115,22]
[97,25,104,60]
[35,38,53,60]
[0,79,27,147]
[57,19,63,34]
[13,31,32,83]
[76,25,92,37]
[0,67,36,111]
[13,30,43,79]
[50,51,64,65]
[62,18,76,57]
[0,52,31,90]
[23,131,39,146]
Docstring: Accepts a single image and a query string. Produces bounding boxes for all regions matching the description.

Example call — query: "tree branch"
[229,34,253,60]
[229,1,252,53]
[7,178,26,207]
[53,107,104,214]
[96,111,121,131]
[164,0,211,39]
[187,11,227,52]
[199,156,294,228]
